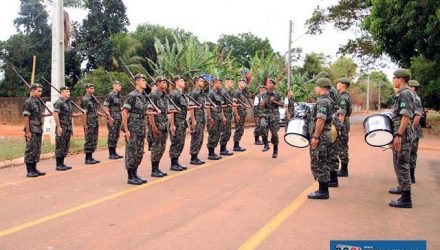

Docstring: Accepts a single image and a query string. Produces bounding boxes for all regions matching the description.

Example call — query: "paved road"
[0,114,439,249]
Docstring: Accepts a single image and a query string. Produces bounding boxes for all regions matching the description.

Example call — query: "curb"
[0,152,55,170]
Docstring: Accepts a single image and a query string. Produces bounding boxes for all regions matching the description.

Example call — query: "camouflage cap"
[408,80,420,87]
[212,77,222,83]
[173,75,184,82]
[84,83,94,88]
[60,86,70,91]
[155,76,167,82]
[316,78,331,87]
[338,77,351,86]
[133,74,146,81]
[30,83,43,90]
[238,78,246,82]
[393,69,411,78]
[224,76,234,81]
[268,78,277,84]
[112,80,121,85]
[315,71,330,79]
[193,75,205,82]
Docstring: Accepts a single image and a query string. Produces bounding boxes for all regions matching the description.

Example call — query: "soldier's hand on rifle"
[222,116,227,125]
[191,120,197,130]
[25,131,32,142]
[107,115,114,127]
[57,127,63,137]
[170,124,176,136]
[152,126,159,138]
[270,96,276,102]
[235,114,240,123]
[125,130,131,141]
[208,117,214,128]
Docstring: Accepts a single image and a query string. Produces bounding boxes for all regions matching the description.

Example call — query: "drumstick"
[381,145,394,151]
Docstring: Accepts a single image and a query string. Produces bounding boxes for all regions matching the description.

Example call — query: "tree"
[300,53,328,79]
[217,33,275,68]
[329,56,357,83]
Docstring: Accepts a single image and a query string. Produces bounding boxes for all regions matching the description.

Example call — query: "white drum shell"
[363,114,393,147]
[284,118,310,148]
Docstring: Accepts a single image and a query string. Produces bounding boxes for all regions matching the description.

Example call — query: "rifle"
[198,77,217,108]
[41,77,86,113]
[75,75,111,117]
[117,59,161,113]
[105,70,114,82]
[164,78,202,108]
[11,66,53,115]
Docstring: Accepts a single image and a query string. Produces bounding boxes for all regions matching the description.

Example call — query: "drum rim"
[363,113,391,128]
[284,133,310,148]
[364,128,394,147]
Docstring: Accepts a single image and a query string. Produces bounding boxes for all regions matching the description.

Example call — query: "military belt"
[129,113,144,119]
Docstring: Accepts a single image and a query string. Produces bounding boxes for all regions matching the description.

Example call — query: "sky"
[0,0,396,77]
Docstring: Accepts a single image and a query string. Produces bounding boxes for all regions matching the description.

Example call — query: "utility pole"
[366,73,370,111]
[287,20,293,90]
[378,82,381,110]
[49,0,65,144]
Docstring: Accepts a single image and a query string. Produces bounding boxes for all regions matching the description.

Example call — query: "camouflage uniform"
[392,86,415,192]
[337,90,352,166]
[81,94,99,154]
[309,94,333,182]
[328,85,341,172]
[23,96,43,164]
[104,91,123,148]
[169,89,188,159]
[219,88,235,147]
[54,97,73,158]
[259,90,282,145]
[285,97,295,119]
[410,93,423,172]
[190,88,206,155]
[253,96,262,138]
[123,89,148,170]
[150,89,169,162]
[233,88,248,143]
[207,89,224,149]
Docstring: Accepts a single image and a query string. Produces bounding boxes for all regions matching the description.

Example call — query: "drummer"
[388,69,416,209]
[284,89,295,120]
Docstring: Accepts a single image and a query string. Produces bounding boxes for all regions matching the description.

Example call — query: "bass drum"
[284,118,310,148]
[363,113,393,147]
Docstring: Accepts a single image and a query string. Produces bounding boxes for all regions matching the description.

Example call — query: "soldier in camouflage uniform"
[253,85,266,145]
[146,82,157,151]
[408,80,423,184]
[388,69,416,208]
[53,86,84,171]
[307,78,333,199]
[335,78,352,178]
[206,78,226,160]
[122,74,150,185]
[284,89,295,120]
[169,75,196,171]
[259,79,283,158]
[189,76,207,165]
[232,79,249,151]
[219,77,240,156]
[23,83,52,177]
[103,81,123,159]
[149,76,170,177]
[81,83,111,164]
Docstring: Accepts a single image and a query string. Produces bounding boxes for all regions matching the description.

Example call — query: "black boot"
[134,168,147,183]
[337,163,348,177]
[389,190,412,208]
[190,154,203,165]
[151,161,165,177]
[148,141,152,151]
[388,186,402,194]
[254,136,263,145]
[170,158,184,171]
[90,153,100,164]
[176,157,188,170]
[307,182,329,199]
[410,168,416,184]
[233,141,246,152]
[61,157,72,170]
[56,157,68,171]
[114,148,123,159]
[196,155,205,164]
[262,137,270,152]
[26,163,39,177]
[220,144,233,156]
[32,162,46,176]
[208,147,221,160]
[328,171,339,187]
[272,144,278,158]
[85,153,95,164]
[109,147,119,160]
[127,169,142,185]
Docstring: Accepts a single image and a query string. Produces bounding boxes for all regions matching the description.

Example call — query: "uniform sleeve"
[103,94,112,107]
[53,100,62,113]
[316,99,329,120]
[338,95,348,116]
[22,100,31,116]
[414,96,423,116]
[123,93,134,110]
[399,91,414,118]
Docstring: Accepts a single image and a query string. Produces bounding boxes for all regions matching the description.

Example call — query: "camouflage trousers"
[151,128,168,162]
[309,132,331,182]
[146,119,153,144]
[125,130,145,170]
[338,122,350,165]
[393,136,412,191]
[169,121,187,159]
[254,116,262,137]
[190,117,205,155]
[24,132,42,164]
[84,125,98,153]
[220,112,233,146]
[261,113,280,145]
[107,117,122,148]
[55,125,72,158]
[328,135,340,172]
[233,113,246,142]
[207,118,222,149]
[410,137,419,170]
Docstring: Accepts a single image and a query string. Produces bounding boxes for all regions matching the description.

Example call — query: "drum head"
[284,133,309,148]
[365,130,393,147]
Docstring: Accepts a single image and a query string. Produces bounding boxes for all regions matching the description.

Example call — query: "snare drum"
[284,118,310,148]
[363,114,394,147]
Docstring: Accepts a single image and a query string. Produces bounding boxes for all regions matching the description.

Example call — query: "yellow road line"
[239,182,318,250]
[0,151,249,238]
